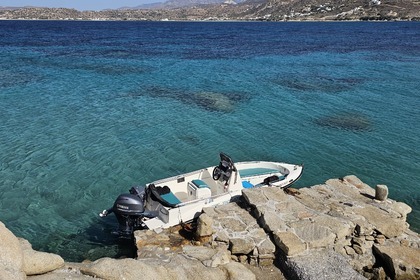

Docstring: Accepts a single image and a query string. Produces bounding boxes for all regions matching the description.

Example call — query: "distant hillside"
[118,2,165,10]
[0,0,419,21]
[238,0,420,21]
[162,0,248,8]
[118,0,247,9]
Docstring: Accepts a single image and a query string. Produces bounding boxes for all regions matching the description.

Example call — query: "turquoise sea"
[0,20,419,261]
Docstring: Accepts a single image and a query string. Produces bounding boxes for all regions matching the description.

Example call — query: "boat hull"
[143,161,303,230]
[100,153,303,234]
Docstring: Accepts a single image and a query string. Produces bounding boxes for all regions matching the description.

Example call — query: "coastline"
[0,5,419,22]
[1,175,419,279]
[1,18,419,22]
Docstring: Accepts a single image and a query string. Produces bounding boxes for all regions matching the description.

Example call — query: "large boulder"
[352,205,408,238]
[222,262,256,280]
[373,244,420,279]
[389,201,412,218]
[19,238,64,276]
[196,213,214,238]
[229,238,255,255]
[25,267,96,280]
[182,245,230,268]
[80,257,169,280]
[242,188,269,208]
[273,231,306,257]
[375,184,388,201]
[0,222,25,280]
[80,255,255,280]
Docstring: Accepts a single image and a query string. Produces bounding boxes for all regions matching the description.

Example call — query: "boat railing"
[152,168,208,185]
[175,189,239,208]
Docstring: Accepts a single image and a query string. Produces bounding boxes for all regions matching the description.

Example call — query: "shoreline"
[1,5,419,22]
[0,18,419,22]
[1,175,419,279]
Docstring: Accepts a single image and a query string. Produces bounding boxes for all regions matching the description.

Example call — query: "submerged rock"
[314,112,372,131]
[192,92,235,112]
[127,86,248,113]
[275,75,363,94]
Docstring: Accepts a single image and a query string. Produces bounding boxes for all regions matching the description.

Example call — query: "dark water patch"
[191,92,236,112]
[0,69,43,89]
[192,91,249,112]
[406,194,420,233]
[314,112,372,131]
[125,86,250,113]
[78,63,154,76]
[181,47,241,60]
[42,47,144,60]
[34,219,135,262]
[18,55,154,76]
[365,51,420,63]
[177,135,202,146]
[144,85,177,99]
[274,75,364,94]
[94,49,136,59]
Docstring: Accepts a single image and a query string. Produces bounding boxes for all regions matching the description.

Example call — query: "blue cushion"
[161,192,181,205]
[192,179,209,188]
[242,181,254,189]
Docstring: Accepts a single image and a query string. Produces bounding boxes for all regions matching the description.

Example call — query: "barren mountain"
[0,0,419,21]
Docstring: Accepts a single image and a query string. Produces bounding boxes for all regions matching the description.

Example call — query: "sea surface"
[0,20,419,262]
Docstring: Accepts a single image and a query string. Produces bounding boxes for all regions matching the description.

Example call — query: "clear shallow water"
[0,20,419,261]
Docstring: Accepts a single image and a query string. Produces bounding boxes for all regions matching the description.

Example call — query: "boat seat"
[149,184,181,207]
[160,192,182,205]
[188,180,211,200]
[191,179,209,189]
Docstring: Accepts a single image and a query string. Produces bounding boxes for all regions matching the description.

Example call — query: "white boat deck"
[143,158,303,230]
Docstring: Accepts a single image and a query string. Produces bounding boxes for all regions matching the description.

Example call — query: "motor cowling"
[113,193,144,215]
[112,186,146,238]
[112,186,146,215]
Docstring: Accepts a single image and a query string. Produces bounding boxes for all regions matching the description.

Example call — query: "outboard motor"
[100,186,157,238]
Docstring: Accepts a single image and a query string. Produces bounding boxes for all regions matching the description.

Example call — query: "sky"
[0,0,158,11]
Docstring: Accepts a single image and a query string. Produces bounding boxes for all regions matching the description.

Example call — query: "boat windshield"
[219,152,235,169]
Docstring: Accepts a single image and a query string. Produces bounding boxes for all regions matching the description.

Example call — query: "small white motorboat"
[99,153,303,237]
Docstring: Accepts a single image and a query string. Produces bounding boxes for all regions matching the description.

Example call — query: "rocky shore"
[1,175,419,279]
[1,0,420,22]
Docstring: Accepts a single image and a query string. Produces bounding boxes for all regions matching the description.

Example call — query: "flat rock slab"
[283,250,366,280]
[203,201,276,261]
[240,175,418,279]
